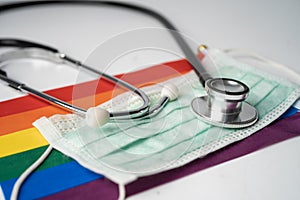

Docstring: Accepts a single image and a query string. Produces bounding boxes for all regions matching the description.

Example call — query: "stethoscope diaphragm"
[191,78,258,128]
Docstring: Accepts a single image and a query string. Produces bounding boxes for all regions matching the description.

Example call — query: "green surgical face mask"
[34,49,300,187]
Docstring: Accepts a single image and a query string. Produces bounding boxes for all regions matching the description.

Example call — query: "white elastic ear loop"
[10,145,53,200]
[10,145,127,200]
[223,49,300,84]
[118,184,126,200]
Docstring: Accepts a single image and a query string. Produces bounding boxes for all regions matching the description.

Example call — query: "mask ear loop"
[118,184,126,200]
[10,145,53,200]
[223,48,300,84]
[10,145,127,200]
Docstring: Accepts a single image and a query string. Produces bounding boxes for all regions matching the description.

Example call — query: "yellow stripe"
[0,127,48,158]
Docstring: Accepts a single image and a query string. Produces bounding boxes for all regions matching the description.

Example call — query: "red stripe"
[0,60,192,117]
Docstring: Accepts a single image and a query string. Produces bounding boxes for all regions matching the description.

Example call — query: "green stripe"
[0,146,73,182]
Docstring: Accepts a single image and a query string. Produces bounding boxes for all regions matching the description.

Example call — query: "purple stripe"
[41,178,119,200]
[42,113,300,200]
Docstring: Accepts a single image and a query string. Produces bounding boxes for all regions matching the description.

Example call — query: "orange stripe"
[0,72,190,136]
[0,90,113,136]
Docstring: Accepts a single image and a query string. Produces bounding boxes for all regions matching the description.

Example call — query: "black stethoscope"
[0,1,258,128]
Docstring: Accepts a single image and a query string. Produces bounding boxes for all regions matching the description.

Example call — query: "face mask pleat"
[78,105,195,160]
[255,84,294,118]
[101,117,213,173]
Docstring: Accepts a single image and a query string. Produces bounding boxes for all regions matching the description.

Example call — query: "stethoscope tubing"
[0,1,258,128]
[0,0,210,85]
[0,0,209,122]
[0,47,157,119]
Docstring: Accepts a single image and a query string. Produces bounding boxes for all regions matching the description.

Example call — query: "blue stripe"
[1,161,103,200]
[280,106,299,119]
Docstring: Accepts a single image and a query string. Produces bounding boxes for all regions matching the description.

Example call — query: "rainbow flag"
[1,58,299,200]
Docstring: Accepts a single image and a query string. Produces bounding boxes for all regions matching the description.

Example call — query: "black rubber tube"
[0,38,58,52]
[0,0,211,85]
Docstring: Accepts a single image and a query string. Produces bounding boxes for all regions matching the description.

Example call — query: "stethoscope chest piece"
[191,78,258,128]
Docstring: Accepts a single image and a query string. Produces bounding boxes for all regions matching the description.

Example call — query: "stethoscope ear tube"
[0,46,179,127]
[0,0,210,86]
[0,39,59,52]
[0,47,149,114]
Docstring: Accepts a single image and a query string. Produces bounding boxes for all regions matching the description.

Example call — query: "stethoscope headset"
[0,1,258,128]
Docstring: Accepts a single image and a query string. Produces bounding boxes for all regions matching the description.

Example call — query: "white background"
[0,0,299,199]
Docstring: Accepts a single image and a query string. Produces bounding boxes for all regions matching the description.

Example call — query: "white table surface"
[0,0,299,199]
